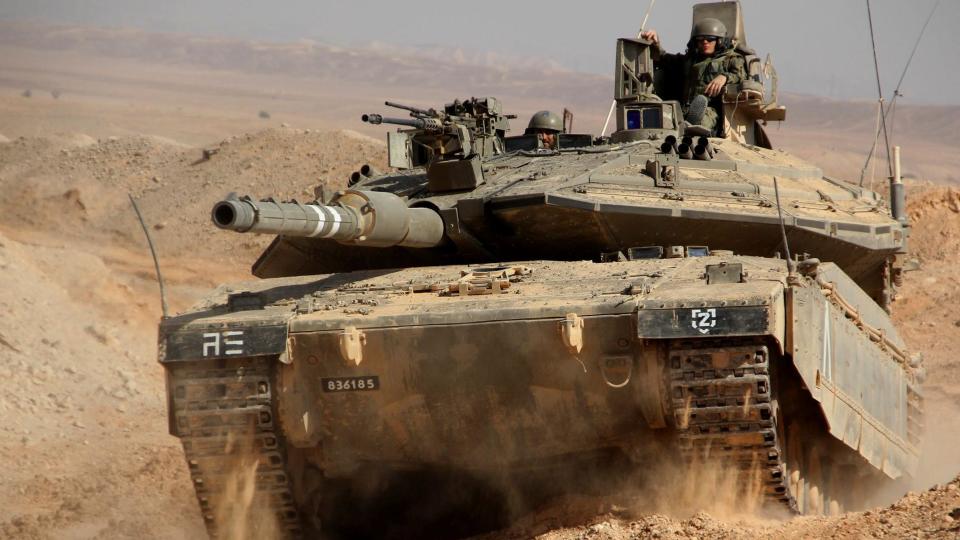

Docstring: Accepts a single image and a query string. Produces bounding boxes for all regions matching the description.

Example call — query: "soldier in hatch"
[641,18,747,132]
[525,110,562,149]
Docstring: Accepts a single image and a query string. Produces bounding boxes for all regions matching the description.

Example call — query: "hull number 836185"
[321,376,381,392]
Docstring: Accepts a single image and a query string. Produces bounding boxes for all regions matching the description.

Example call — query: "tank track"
[168,358,302,538]
[667,340,794,511]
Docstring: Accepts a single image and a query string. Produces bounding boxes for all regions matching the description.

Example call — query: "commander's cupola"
[612,1,787,148]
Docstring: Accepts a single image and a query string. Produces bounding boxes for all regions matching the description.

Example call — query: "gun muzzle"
[360,164,380,178]
[678,143,693,160]
[212,190,445,248]
[694,143,713,161]
[362,113,384,125]
[664,135,678,153]
[697,137,715,157]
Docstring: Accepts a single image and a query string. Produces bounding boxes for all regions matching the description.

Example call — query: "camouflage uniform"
[653,47,748,131]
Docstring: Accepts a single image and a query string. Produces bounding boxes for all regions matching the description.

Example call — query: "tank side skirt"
[786,280,922,479]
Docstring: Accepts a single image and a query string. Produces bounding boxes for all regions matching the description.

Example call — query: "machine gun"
[362,97,514,192]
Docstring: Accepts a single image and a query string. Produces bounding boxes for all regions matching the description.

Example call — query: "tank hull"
[159,255,922,535]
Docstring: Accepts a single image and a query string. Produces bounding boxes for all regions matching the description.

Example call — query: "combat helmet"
[688,17,730,53]
[525,110,563,134]
[692,17,727,39]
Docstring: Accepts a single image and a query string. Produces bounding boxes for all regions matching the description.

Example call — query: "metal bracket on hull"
[338,326,367,366]
[560,313,585,354]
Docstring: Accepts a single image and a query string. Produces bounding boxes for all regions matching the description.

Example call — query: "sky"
[0,0,955,105]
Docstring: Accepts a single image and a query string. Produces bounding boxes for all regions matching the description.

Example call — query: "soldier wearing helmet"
[525,110,563,149]
[641,17,747,132]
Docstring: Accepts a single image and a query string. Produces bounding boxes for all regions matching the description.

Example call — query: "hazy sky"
[1,0,955,105]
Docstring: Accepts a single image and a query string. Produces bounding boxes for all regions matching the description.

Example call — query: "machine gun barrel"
[212,189,445,248]
[361,114,444,132]
[384,101,434,117]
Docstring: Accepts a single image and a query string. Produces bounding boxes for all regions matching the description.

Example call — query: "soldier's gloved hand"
[640,30,659,45]
[705,75,728,97]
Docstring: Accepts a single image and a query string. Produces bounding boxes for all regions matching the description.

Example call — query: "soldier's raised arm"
[640,29,670,60]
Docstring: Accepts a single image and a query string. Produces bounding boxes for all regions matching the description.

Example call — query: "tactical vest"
[682,49,744,104]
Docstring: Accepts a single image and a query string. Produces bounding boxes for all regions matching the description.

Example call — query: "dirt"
[0,25,958,540]
[522,477,960,539]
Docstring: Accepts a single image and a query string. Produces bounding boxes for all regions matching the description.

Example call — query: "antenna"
[128,194,169,318]
[863,0,894,183]
[562,108,574,133]
[858,0,940,187]
[773,177,797,278]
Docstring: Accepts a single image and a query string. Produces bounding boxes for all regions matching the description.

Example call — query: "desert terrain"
[0,22,958,539]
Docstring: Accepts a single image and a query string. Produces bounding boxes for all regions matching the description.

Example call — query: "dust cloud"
[211,434,282,540]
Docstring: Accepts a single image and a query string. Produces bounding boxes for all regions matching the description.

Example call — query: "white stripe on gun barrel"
[307,205,326,237]
[320,206,341,238]
[306,205,343,238]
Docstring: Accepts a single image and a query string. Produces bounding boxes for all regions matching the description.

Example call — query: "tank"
[158,2,923,537]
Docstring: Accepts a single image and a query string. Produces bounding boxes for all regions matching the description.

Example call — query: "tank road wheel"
[804,443,825,515]
[784,421,805,513]
[296,464,325,535]
[824,459,844,516]
[780,419,836,516]
[827,489,844,516]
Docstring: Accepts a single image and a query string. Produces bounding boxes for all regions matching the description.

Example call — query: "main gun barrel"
[212,189,445,248]
[361,114,443,132]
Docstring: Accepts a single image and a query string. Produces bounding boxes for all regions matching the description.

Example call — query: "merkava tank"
[159,2,923,537]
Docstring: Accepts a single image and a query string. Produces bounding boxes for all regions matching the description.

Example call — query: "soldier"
[641,18,747,132]
[525,110,563,149]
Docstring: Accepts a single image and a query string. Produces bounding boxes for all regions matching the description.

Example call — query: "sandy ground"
[0,24,958,539]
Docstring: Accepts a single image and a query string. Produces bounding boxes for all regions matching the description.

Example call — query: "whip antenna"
[863,0,894,184]
[773,177,796,276]
[128,194,169,318]
[858,0,940,186]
